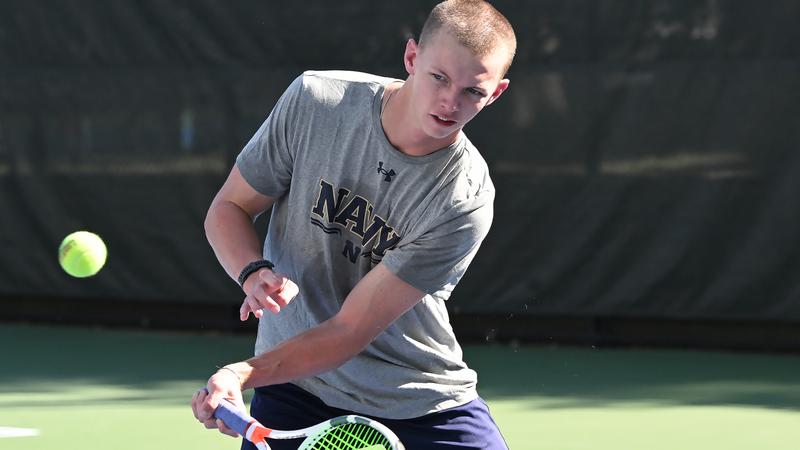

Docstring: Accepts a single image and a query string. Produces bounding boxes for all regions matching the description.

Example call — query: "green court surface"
[1,323,799,449]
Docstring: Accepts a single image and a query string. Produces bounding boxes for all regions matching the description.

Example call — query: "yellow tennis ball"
[58,231,107,278]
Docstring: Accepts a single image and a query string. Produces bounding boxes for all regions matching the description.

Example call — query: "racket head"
[210,395,404,450]
[298,415,405,450]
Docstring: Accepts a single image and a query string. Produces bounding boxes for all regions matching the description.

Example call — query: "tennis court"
[2,323,798,450]
[3,2,800,449]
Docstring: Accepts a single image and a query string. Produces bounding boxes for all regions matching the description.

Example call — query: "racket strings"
[306,423,391,450]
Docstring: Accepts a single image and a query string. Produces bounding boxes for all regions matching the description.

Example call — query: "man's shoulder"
[302,70,396,85]
[422,134,495,215]
[298,70,395,98]
[287,70,396,112]
[457,134,495,195]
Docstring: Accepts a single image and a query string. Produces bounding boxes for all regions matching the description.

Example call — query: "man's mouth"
[431,114,457,126]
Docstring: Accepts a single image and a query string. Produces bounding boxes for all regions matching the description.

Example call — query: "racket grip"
[213,398,253,437]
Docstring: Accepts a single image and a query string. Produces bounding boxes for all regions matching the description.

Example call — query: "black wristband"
[237,259,274,287]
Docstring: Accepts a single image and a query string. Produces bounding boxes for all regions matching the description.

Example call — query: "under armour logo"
[377,161,396,182]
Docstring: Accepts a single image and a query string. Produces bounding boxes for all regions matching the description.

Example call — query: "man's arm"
[229,263,422,388]
[204,165,299,320]
[193,263,425,432]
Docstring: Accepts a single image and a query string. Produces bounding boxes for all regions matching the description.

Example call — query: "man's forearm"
[223,315,369,390]
[204,200,264,282]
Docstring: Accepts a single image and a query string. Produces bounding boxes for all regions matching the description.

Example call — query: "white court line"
[0,427,40,438]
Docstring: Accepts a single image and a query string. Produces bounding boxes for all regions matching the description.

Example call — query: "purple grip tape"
[213,397,253,437]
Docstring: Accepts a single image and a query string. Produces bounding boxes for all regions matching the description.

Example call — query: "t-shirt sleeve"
[381,190,494,300]
[236,74,305,197]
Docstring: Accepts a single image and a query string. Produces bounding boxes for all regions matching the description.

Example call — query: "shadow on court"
[2,323,799,413]
[466,345,800,411]
[0,323,254,408]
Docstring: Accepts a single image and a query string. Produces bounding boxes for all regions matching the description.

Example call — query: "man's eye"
[468,89,483,96]
[432,73,444,81]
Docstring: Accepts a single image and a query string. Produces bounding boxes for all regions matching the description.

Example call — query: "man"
[191,1,516,448]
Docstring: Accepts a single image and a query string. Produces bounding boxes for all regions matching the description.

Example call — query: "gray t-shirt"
[236,70,495,419]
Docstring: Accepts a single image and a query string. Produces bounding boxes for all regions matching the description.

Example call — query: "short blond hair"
[419,0,517,75]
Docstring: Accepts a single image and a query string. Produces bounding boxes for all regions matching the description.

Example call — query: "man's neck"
[380,82,460,157]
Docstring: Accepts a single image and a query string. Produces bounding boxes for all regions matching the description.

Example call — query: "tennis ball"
[58,231,107,278]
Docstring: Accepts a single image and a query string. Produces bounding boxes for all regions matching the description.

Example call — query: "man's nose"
[440,88,459,112]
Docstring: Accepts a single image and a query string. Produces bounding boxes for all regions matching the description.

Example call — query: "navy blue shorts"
[240,383,508,450]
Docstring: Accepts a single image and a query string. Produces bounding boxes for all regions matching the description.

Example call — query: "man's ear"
[404,39,419,76]
[485,79,510,107]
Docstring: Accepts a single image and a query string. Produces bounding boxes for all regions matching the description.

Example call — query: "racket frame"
[213,397,405,450]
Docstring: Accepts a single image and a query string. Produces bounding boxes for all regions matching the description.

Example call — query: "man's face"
[404,30,510,141]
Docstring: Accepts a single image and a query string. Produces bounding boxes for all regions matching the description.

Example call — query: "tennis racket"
[213,398,405,450]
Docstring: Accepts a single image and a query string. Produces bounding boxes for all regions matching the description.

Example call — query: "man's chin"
[421,122,460,141]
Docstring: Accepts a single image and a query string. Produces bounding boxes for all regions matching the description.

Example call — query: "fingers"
[243,293,272,319]
[192,377,245,438]
[199,398,236,435]
[217,418,240,437]
[191,387,219,430]
[190,387,207,422]
[239,301,253,321]
[240,269,299,319]
[270,276,300,309]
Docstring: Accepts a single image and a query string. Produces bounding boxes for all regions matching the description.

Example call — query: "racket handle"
[213,398,253,437]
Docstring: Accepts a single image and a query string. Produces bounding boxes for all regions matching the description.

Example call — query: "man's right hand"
[192,368,246,437]
[241,268,300,320]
